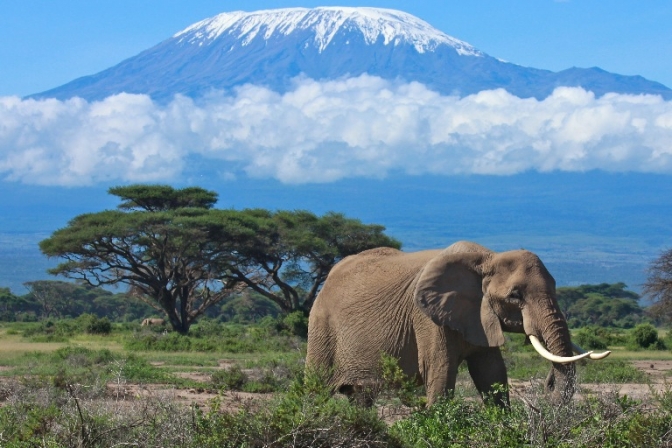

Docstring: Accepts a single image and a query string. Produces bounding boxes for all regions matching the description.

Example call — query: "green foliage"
[557,283,644,328]
[391,391,672,447]
[0,287,30,321]
[0,378,193,447]
[218,291,281,323]
[0,281,155,323]
[574,326,608,349]
[240,354,306,393]
[573,325,625,349]
[275,311,309,338]
[391,396,528,447]
[627,323,666,350]
[124,320,303,353]
[4,346,173,393]
[109,184,218,211]
[579,359,648,383]
[379,353,425,407]
[22,318,81,342]
[500,334,548,380]
[78,313,112,334]
[211,365,248,391]
[194,369,398,447]
[0,353,670,447]
[204,355,305,395]
[39,184,400,333]
[20,314,113,341]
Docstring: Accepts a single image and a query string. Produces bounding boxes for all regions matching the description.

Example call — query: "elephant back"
[444,241,493,255]
[321,248,440,300]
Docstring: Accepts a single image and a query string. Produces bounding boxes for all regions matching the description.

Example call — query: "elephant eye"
[508,289,523,301]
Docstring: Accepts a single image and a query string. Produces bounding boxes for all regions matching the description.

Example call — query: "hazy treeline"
[556,282,650,328]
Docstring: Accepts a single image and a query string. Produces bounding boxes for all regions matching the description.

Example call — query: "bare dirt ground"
[102,359,672,416]
[1,358,668,417]
[579,360,672,400]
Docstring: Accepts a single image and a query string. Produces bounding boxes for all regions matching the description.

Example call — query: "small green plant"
[211,365,248,391]
[379,353,425,407]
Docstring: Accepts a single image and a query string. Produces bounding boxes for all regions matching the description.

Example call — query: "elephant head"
[414,245,608,402]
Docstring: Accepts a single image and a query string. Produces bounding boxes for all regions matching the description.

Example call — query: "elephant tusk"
[528,335,594,364]
[571,341,611,360]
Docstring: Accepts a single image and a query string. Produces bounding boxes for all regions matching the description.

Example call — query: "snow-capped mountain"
[32,7,671,101]
[175,7,481,56]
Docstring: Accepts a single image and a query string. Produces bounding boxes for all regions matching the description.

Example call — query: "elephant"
[141,318,165,326]
[306,241,609,407]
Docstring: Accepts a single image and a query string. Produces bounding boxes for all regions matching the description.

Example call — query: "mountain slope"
[32,7,672,102]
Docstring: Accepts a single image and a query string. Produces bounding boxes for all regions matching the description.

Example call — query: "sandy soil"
[1,358,669,416]
[104,358,672,415]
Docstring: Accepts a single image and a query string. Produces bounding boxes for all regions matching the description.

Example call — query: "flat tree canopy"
[40,184,400,333]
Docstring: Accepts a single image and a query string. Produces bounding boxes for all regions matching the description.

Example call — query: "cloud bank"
[1,75,672,186]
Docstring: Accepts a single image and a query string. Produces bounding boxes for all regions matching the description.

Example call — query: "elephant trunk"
[525,302,577,403]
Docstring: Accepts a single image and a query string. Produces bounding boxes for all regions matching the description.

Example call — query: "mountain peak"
[173,7,482,56]
[30,6,671,102]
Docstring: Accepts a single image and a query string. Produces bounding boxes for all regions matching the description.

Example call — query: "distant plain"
[1,170,670,294]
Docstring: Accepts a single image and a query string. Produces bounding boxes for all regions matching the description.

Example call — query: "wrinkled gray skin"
[306,241,575,407]
[141,318,165,326]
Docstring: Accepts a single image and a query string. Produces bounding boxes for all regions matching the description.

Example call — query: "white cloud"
[1,75,672,185]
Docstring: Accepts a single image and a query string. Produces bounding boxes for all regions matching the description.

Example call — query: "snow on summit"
[174,7,482,56]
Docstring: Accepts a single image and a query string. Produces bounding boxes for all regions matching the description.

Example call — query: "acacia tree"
[40,184,401,332]
[643,248,672,324]
[218,209,402,313]
[40,185,240,334]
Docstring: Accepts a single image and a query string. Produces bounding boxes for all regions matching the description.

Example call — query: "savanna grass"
[1,364,670,447]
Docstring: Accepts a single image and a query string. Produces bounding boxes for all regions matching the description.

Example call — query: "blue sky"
[1,0,671,97]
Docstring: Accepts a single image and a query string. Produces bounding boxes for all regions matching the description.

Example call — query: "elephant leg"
[466,348,509,406]
[423,359,460,406]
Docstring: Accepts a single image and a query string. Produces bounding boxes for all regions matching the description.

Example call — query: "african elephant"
[141,318,165,326]
[306,241,609,406]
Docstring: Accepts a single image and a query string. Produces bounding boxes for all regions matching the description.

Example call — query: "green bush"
[665,330,672,352]
[574,326,610,349]
[240,354,305,393]
[49,346,172,385]
[278,311,309,338]
[195,369,399,447]
[124,322,303,353]
[256,311,310,338]
[211,365,248,391]
[23,319,79,341]
[78,313,113,334]
[391,396,528,447]
[627,323,665,350]
[1,367,671,447]
[379,353,425,407]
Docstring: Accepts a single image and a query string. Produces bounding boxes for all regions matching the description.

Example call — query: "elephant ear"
[413,251,505,348]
